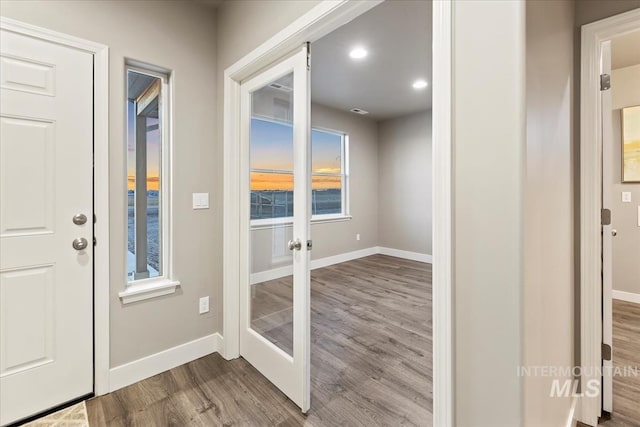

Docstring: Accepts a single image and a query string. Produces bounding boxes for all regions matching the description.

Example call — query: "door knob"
[72,237,89,251]
[288,238,302,251]
[72,213,88,225]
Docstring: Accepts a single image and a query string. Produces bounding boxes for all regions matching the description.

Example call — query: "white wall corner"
[109,333,224,392]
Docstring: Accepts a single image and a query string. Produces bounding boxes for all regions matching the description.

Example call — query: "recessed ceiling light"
[349,47,368,60]
[412,79,428,90]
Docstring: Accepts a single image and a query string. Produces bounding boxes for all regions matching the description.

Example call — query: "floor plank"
[86,254,432,426]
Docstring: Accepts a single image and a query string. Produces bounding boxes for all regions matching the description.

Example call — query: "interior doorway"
[224,2,452,425]
[579,8,640,426]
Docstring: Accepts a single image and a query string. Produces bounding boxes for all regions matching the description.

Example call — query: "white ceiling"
[612,30,640,70]
[311,0,432,121]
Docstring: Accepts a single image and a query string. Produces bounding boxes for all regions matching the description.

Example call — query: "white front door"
[0,29,94,425]
[239,45,311,412]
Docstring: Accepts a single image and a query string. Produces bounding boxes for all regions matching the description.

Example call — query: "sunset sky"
[250,118,342,191]
[127,100,161,191]
[127,113,342,193]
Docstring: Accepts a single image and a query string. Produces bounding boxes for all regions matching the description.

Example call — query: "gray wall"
[310,104,380,258]
[378,111,432,255]
[452,1,525,424]
[251,102,380,274]
[0,1,219,367]
[611,65,640,296]
[524,1,575,425]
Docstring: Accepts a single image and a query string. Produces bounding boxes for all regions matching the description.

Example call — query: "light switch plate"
[622,192,632,203]
[192,193,210,209]
[199,296,209,314]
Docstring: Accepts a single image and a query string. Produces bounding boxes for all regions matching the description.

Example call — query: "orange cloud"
[128,175,160,191]
[250,173,341,191]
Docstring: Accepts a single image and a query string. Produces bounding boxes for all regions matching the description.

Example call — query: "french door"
[239,45,311,412]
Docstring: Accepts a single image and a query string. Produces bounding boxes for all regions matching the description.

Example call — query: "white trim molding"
[109,333,223,392]
[0,17,111,397]
[566,395,581,427]
[432,1,454,426]
[580,8,640,426]
[118,278,181,304]
[612,290,640,305]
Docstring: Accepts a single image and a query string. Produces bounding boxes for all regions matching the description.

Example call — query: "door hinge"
[602,343,612,361]
[306,41,310,71]
[600,74,611,91]
[93,237,97,247]
[601,208,611,226]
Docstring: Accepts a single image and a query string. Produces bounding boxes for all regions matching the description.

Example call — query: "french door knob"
[72,237,89,251]
[288,238,302,251]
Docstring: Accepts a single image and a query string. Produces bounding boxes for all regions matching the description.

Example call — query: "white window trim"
[249,127,349,226]
[120,61,179,304]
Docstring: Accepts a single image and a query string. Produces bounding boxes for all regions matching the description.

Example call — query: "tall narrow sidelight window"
[126,64,170,283]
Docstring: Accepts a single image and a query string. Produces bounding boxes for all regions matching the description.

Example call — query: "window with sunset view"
[126,66,170,282]
[250,117,348,222]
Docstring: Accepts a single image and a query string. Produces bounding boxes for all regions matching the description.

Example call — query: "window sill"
[251,214,352,230]
[119,278,181,304]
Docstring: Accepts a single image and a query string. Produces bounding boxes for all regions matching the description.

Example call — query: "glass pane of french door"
[239,45,310,412]
[249,73,295,356]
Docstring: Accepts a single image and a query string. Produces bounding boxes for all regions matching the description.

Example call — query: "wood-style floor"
[599,300,640,427]
[86,255,432,426]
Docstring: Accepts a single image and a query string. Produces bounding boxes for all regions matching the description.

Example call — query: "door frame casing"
[0,17,111,396]
[579,8,640,426]
[222,1,454,424]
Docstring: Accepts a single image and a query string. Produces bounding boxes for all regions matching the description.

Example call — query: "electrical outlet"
[199,296,209,314]
[622,191,632,203]
[356,233,361,241]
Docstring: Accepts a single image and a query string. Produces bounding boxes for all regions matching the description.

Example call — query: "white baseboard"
[310,247,379,270]
[566,395,580,427]
[250,246,432,285]
[377,246,432,263]
[612,290,640,304]
[251,265,292,285]
[109,332,223,392]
